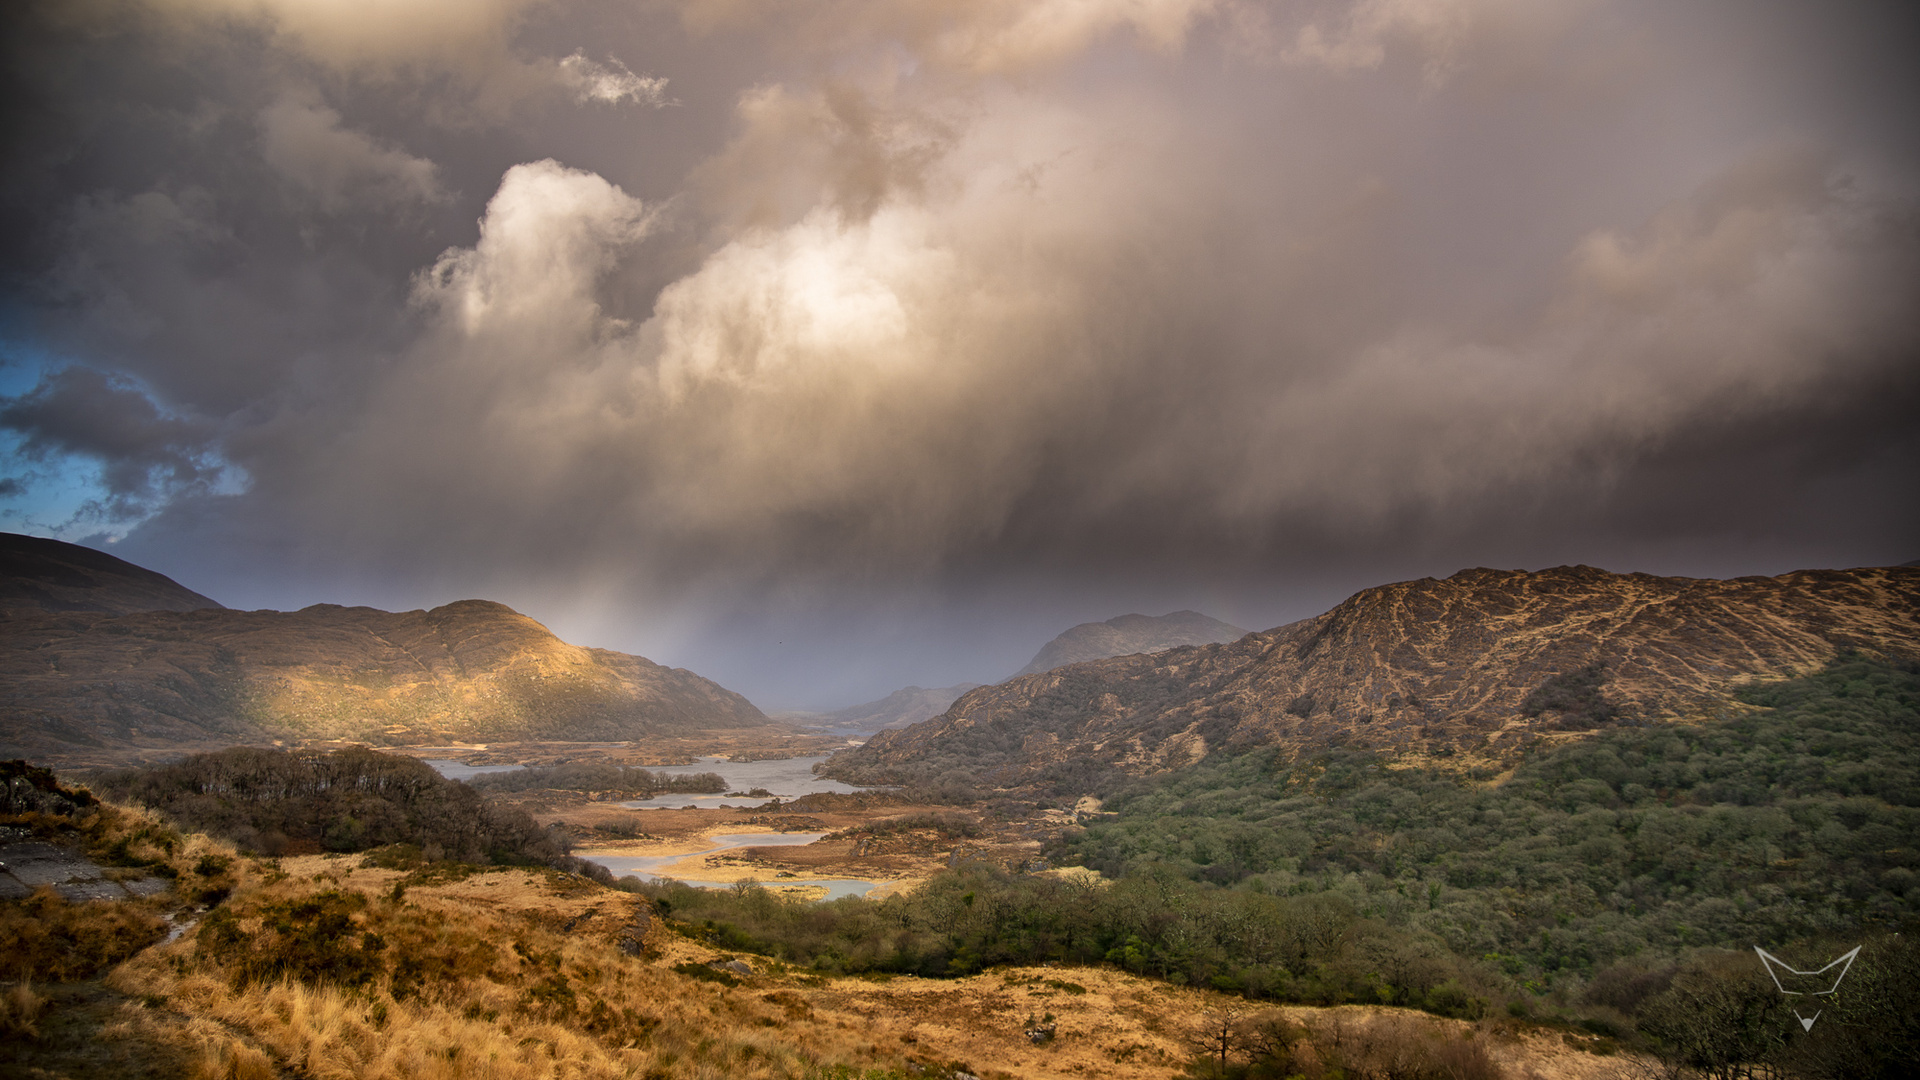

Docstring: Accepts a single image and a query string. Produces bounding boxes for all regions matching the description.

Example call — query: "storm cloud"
[3,0,1917,705]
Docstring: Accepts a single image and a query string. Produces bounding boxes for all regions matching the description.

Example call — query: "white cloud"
[555,51,671,107]
[16,0,1917,627]
[414,159,654,341]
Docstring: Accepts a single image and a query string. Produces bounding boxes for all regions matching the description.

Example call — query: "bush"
[0,887,168,981]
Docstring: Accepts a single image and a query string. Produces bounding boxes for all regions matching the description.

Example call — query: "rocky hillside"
[1012,610,1248,678]
[1,532,223,616]
[829,565,1920,788]
[0,538,768,766]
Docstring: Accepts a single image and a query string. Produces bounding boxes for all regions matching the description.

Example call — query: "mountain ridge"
[0,532,224,616]
[0,535,769,766]
[827,564,1920,788]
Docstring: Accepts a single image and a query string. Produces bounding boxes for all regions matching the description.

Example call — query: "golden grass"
[105,854,925,1080]
[1,979,48,1038]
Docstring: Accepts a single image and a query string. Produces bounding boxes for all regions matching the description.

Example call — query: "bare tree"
[1189,1000,1252,1079]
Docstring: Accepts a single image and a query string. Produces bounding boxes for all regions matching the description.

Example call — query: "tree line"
[466,761,727,797]
[1059,655,1920,986]
[88,746,571,865]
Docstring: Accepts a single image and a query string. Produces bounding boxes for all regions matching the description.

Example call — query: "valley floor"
[519,797,1048,897]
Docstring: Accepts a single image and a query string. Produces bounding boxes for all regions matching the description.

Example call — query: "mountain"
[828,565,1920,788]
[1,532,224,616]
[0,535,768,766]
[1012,610,1248,678]
[808,684,983,733]
[795,610,1249,735]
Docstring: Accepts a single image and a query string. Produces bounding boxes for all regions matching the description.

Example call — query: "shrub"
[0,887,168,981]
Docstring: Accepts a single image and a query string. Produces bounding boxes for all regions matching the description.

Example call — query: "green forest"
[1063,655,1919,981]
[638,657,1920,1077]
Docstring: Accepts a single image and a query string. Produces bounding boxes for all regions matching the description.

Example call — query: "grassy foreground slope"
[1,760,948,1079]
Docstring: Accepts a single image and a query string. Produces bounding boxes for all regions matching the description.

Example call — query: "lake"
[422,759,528,782]
[614,754,873,809]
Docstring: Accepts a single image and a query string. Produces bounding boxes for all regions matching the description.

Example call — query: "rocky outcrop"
[829,566,1920,787]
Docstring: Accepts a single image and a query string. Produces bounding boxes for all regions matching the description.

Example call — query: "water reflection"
[422,759,527,782]
[615,755,871,809]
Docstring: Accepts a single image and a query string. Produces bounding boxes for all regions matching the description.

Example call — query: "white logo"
[1753,945,1861,1032]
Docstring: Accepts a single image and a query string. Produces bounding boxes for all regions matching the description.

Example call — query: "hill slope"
[830,565,1920,787]
[1012,610,1248,678]
[0,539,768,766]
[0,532,223,616]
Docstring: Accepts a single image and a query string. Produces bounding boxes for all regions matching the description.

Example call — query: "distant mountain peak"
[1013,610,1247,678]
[807,683,985,734]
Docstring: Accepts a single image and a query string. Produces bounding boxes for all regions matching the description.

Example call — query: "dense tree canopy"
[90,747,569,865]
[1060,656,1920,982]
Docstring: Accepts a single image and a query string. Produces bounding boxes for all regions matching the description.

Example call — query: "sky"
[2,0,1917,710]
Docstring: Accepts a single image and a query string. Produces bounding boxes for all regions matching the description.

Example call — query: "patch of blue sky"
[0,338,249,544]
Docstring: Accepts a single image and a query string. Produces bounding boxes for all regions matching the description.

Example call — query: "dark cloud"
[2,0,1917,706]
